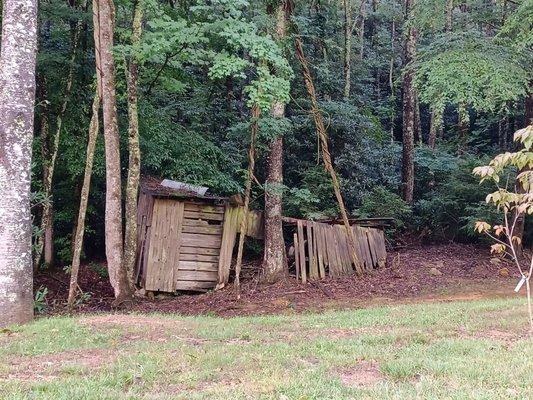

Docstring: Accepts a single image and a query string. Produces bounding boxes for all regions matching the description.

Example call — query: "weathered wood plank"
[294,232,300,281]
[179,253,219,263]
[145,199,184,292]
[175,269,218,281]
[297,220,307,283]
[181,225,223,235]
[183,210,224,221]
[178,260,218,272]
[307,223,318,279]
[184,202,225,214]
[175,280,216,291]
[181,246,220,256]
[182,218,210,227]
[375,229,387,267]
[217,206,240,287]
[234,208,264,239]
[181,233,221,248]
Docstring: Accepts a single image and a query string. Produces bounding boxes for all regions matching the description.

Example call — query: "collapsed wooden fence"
[288,219,387,283]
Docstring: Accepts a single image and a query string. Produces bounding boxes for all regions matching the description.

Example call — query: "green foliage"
[413,150,500,241]
[34,286,49,314]
[29,0,533,269]
[415,31,530,114]
[89,262,109,280]
[358,186,413,231]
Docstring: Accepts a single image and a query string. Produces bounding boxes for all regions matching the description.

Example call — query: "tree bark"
[68,93,100,308]
[414,91,421,144]
[343,0,352,99]
[445,0,453,32]
[401,0,417,203]
[358,0,366,60]
[262,1,289,283]
[93,0,132,301]
[389,20,395,141]
[123,0,143,287]
[428,108,442,149]
[0,0,39,327]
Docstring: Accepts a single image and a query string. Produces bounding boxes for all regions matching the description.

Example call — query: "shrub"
[357,186,413,232]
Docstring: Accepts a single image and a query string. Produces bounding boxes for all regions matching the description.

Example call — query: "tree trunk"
[123,0,143,287]
[513,85,533,256]
[389,20,395,141]
[358,0,366,60]
[262,1,289,283]
[401,0,417,203]
[414,91,421,144]
[445,0,453,32]
[428,108,442,149]
[93,0,132,302]
[0,0,39,327]
[343,0,352,99]
[68,93,100,308]
[457,103,469,150]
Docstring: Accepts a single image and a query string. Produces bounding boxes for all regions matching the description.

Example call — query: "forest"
[0,0,532,398]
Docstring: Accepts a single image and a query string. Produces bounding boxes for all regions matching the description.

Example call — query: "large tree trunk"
[262,1,289,283]
[123,0,143,287]
[401,0,417,203]
[0,0,39,327]
[93,0,132,301]
[67,93,100,308]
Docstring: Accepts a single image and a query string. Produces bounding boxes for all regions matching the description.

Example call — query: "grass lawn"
[1,297,532,399]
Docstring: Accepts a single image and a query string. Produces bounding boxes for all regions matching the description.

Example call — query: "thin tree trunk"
[235,104,259,297]
[343,0,352,99]
[295,36,363,274]
[513,85,533,256]
[262,1,289,283]
[389,20,395,141]
[401,0,417,203]
[358,0,366,60]
[93,0,132,302]
[457,103,469,150]
[0,0,39,327]
[414,91,421,144]
[445,0,453,32]
[68,93,100,308]
[123,0,143,287]
[428,108,442,149]
[34,14,83,269]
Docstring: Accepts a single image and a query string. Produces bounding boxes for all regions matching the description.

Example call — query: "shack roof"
[140,177,227,203]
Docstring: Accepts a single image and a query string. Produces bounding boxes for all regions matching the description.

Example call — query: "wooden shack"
[134,178,262,293]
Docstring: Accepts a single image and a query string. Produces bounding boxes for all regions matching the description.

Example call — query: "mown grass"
[1,297,532,399]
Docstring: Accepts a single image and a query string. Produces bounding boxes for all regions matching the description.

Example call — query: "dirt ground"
[35,243,522,317]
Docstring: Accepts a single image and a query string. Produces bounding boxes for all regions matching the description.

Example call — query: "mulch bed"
[35,243,520,317]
